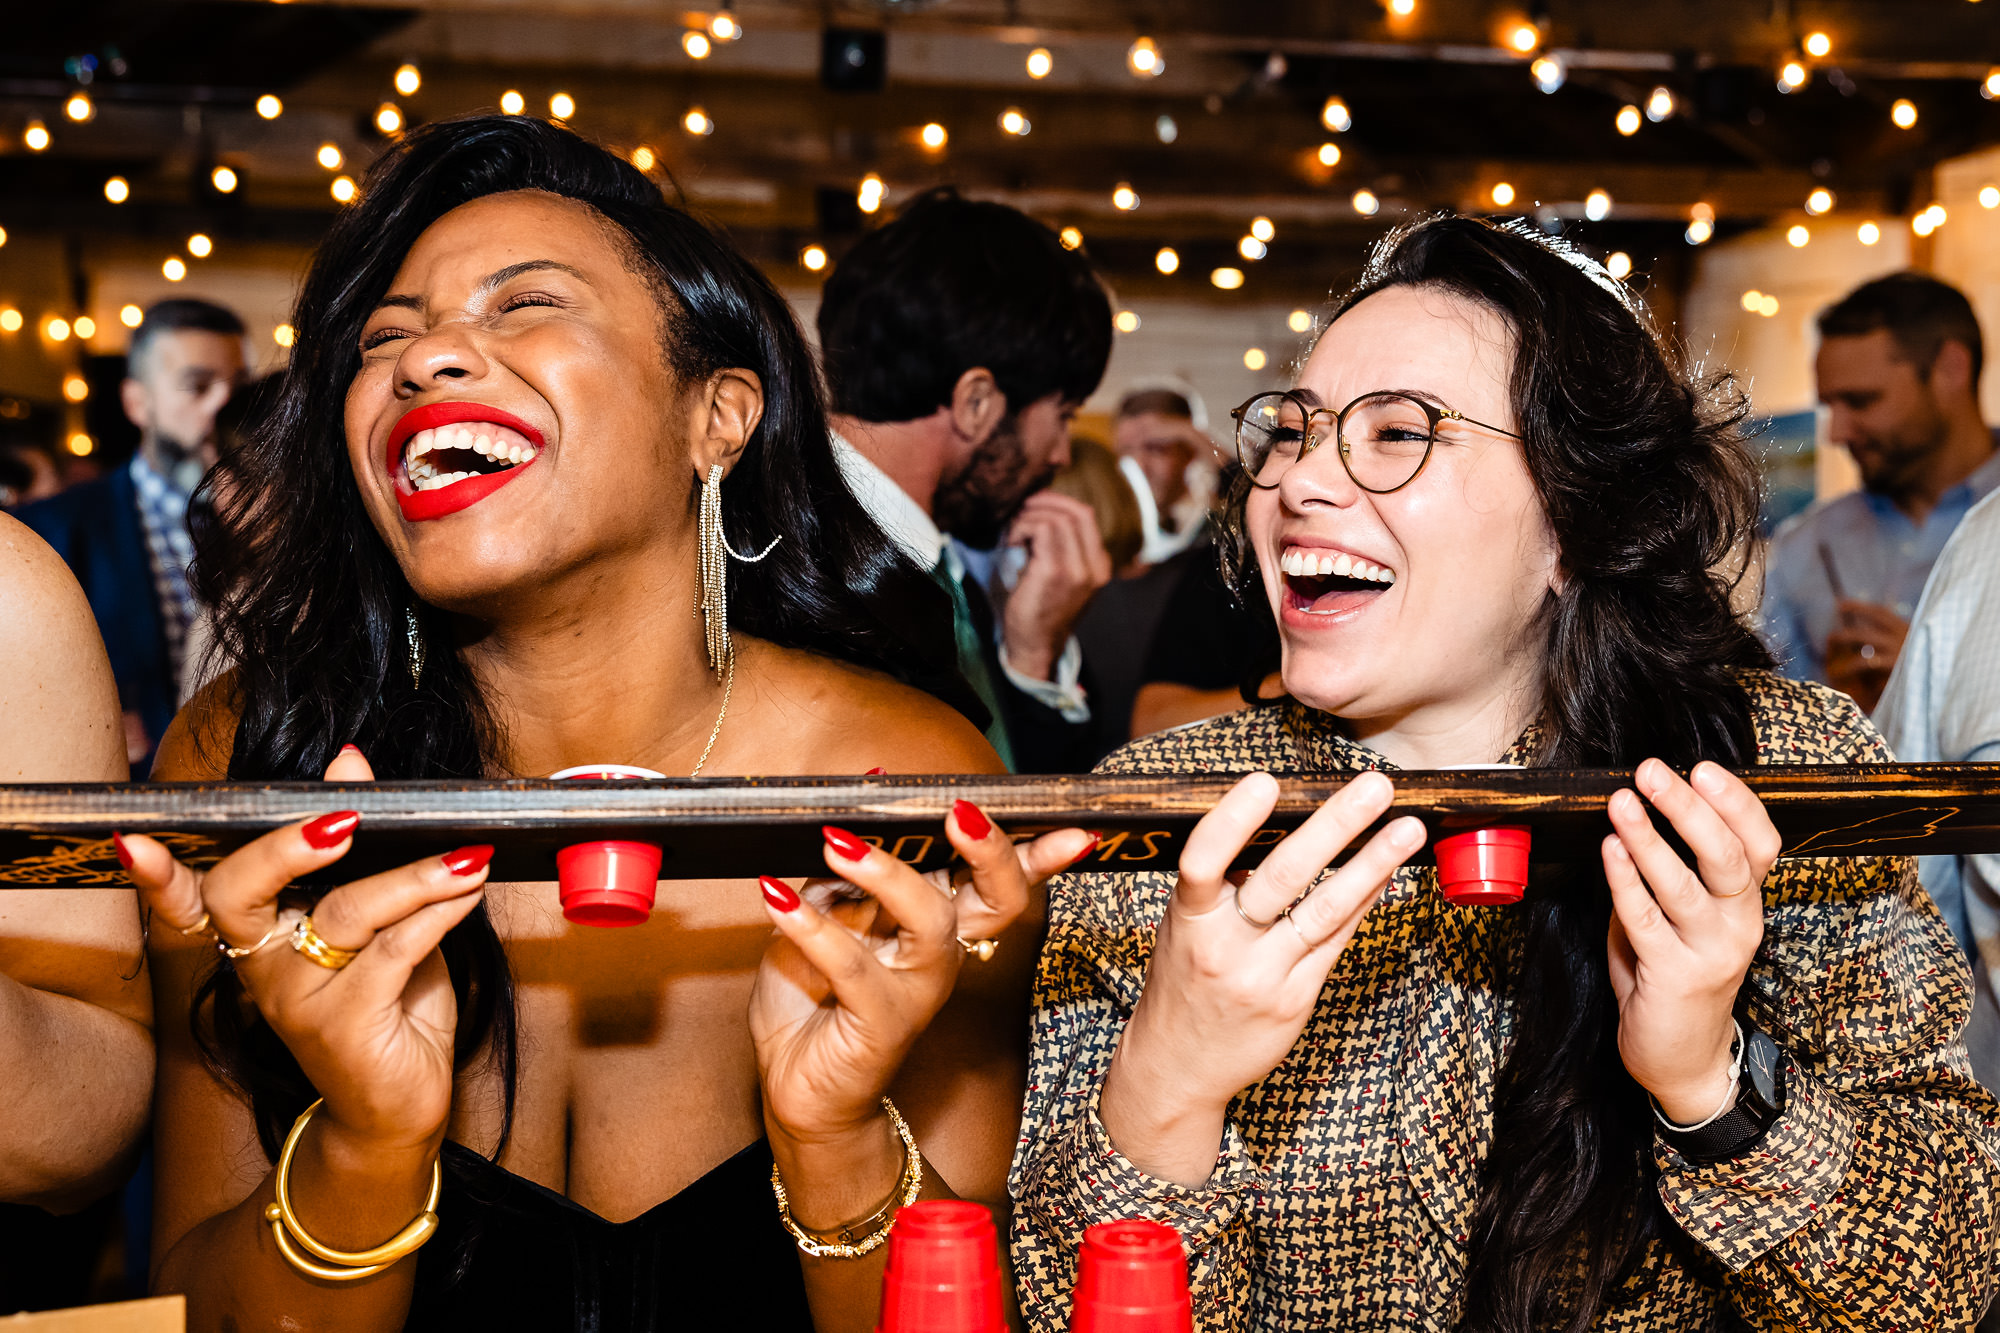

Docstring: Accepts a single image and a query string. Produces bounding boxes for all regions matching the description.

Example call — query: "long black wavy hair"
[190,114,970,1160]
[1218,215,1772,1330]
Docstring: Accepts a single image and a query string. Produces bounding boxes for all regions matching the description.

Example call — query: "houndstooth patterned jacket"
[1009,673,2000,1331]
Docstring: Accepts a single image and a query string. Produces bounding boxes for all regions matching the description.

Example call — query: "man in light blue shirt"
[1761,273,2000,713]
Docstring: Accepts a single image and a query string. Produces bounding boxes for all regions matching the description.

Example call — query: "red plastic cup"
[875,1200,1005,1333]
[1434,826,1531,905]
[1070,1219,1191,1333]
[550,765,665,928]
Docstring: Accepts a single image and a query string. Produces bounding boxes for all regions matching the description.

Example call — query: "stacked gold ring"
[290,915,362,970]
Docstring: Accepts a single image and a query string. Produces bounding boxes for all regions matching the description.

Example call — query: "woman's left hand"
[1603,758,1780,1125]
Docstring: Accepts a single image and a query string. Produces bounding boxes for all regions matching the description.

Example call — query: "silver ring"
[1232,890,1284,931]
[1285,913,1312,948]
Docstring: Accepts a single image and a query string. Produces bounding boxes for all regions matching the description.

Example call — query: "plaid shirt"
[127,453,197,693]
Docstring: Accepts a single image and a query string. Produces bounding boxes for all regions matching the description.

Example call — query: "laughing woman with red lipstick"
[1011,217,2000,1331]
[118,116,1089,1333]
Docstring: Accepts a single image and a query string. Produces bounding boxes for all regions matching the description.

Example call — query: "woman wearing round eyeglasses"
[1010,215,2000,1331]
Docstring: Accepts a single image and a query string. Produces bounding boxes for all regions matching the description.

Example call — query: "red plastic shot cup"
[550,765,665,928]
[1434,826,1531,905]
[875,1200,1005,1333]
[1070,1219,1191,1333]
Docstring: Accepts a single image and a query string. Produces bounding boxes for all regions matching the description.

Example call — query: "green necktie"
[933,553,1016,771]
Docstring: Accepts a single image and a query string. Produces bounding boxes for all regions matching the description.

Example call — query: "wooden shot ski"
[0,765,1995,888]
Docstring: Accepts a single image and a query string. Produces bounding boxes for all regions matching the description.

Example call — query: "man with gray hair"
[18,298,246,771]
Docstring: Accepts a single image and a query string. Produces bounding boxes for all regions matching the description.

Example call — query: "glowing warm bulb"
[1112,182,1139,211]
[1759,295,1780,317]
[1786,224,1810,248]
[1114,310,1141,333]
[375,102,403,135]
[330,175,358,203]
[254,94,281,120]
[0,309,22,334]
[1985,69,2000,100]
[1804,31,1831,58]
[1507,22,1540,53]
[1287,309,1314,334]
[1740,290,1763,313]
[1891,98,1918,129]
[549,92,575,120]
[1238,235,1268,261]
[1805,188,1834,215]
[800,245,827,272]
[1248,216,1275,243]
[710,11,740,41]
[1778,61,1807,92]
[683,30,712,59]
[1388,0,1415,13]
[630,145,656,172]
[1312,143,1340,170]
[23,121,50,151]
[1058,226,1083,251]
[857,174,884,213]
[999,108,1030,136]
[1585,189,1612,221]
[1352,188,1380,216]
[1615,104,1642,135]
[1211,267,1245,291]
[1685,217,1714,245]
[920,122,947,150]
[500,89,526,115]
[1858,221,1881,245]
[187,233,213,258]
[1531,55,1564,93]
[1980,186,2000,210]
[119,304,142,328]
[683,107,714,136]
[1026,47,1052,79]
[66,433,94,457]
[210,165,238,192]
[274,323,297,348]
[1913,212,1937,237]
[62,374,89,403]
[162,257,187,282]
[1154,246,1179,274]
[1127,37,1162,77]
[1321,97,1352,133]
[1646,86,1675,122]
[65,92,94,122]
[103,176,130,203]
[1489,181,1515,207]
[72,316,94,339]
[1243,347,1267,370]
[317,143,343,170]
[394,63,421,96]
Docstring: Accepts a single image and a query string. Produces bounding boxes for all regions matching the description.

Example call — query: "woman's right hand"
[1099,770,1426,1185]
[123,746,492,1155]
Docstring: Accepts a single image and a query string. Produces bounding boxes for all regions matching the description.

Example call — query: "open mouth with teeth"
[386,403,545,522]
[1278,545,1395,617]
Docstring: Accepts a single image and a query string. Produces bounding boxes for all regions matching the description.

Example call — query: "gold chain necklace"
[689,634,734,777]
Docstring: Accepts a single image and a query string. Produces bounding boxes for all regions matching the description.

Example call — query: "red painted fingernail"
[822,826,870,861]
[951,800,992,841]
[302,811,362,849]
[1067,833,1101,867]
[112,832,134,871]
[338,743,363,757]
[441,845,494,876]
[864,766,888,776]
[760,875,801,912]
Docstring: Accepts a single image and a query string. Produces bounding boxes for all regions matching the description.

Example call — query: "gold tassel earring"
[697,464,781,679]
[405,606,425,689]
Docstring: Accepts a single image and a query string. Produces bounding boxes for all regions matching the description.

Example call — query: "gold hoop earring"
[697,464,780,679]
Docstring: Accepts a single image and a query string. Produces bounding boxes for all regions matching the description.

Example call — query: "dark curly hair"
[1219,215,1772,1331]
[189,113,970,1161]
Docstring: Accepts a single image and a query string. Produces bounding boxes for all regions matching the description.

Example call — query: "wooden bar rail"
[0,765,1996,887]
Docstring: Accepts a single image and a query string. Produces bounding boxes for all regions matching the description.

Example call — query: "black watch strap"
[1658,1024,1789,1163]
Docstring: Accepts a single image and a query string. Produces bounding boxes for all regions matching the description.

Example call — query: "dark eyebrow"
[371,259,593,314]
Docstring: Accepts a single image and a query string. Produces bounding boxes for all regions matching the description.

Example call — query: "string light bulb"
[210,165,238,192]
[1980,185,2000,210]
[73,316,94,339]
[1805,187,1834,215]
[1858,221,1881,244]
[1059,227,1083,250]
[1388,0,1416,12]
[919,122,947,150]
[1585,189,1612,221]
[394,63,421,96]
[1249,216,1275,243]
[1759,295,1780,317]
[1506,21,1540,53]
[1147,247,1176,274]
[66,433,95,457]
[1685,214,1714,245]
[103,176,129,204]
[683,30,712,59]
[1786,224,1810,247]
[1530,55,1565,93]
[45,316,71,341]
[549,92,575,120]
[317,143,343,170]
[162,257,187,282]
[1114,310,1140,333]
[1211,267,1245,291]
[1317,142,1342,167]
[857,174,885,213]
[1243,347,1267,370]
[630,145,656,171]
[1112,182,1139,211]
[1984,68,2000,100]
[187,233,213,258]
[1803,31,1831,58]
[65,92,95,123]
[375,102,403,135]
[63,374,89,403]
[1646,86,1675,122]
[120,305,142,328]
[331,175,358,203]
[23,121,49,151]
[1321,97,1352,133]
[1156,114,1178,143]
[1026,47,1052,79]
[1288,309,1314,333]
[500,89,526,115]
[1891,99,1918,129]
[1777,61,1807,92]
[710,10,740,41]
[683,107,714,136]
[274,323,296,348]
[1238,235,1268,260]
[1490,181,1515,207]
[0,309,22,333]
[254,94,281,120]
[1615,104,1642,135]
[1606,252,1632,280]
[800,245,827,272]
[1352,188,1380,216]
[1127,37,1163,78]
[999,107,1030,136]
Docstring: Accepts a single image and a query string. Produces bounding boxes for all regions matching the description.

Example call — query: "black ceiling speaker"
[821,27,885,92]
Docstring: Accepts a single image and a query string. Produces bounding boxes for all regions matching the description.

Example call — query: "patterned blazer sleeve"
[1654,709,2000,1328]
[1008,867,1263,1333]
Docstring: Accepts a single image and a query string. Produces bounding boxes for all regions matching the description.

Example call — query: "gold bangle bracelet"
[769,1097,922,1260]
[262,1098,442,1281]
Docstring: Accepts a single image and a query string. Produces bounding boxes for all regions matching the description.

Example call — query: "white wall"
[1933,145,2000,424]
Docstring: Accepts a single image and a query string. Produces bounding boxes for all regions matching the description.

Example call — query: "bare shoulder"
[0,513,123,781]
[734,638,1004,776]
[152,669,243,782]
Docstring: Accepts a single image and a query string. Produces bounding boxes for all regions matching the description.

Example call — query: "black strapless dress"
[405,1139,814,1331]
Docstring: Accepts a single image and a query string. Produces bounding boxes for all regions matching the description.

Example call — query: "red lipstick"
[385,401,546,522]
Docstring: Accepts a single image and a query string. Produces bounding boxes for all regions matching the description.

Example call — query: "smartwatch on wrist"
[1657,1022,1789,1163]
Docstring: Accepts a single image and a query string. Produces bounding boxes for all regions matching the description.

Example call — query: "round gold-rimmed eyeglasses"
[1230,389,1521,493]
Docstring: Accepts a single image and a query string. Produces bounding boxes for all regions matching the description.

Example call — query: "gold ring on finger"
[956,936,998,962]
[175,911,216,940]
[1711,883,1755,898]
[290,915,362,970]
[217,921,287,960]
